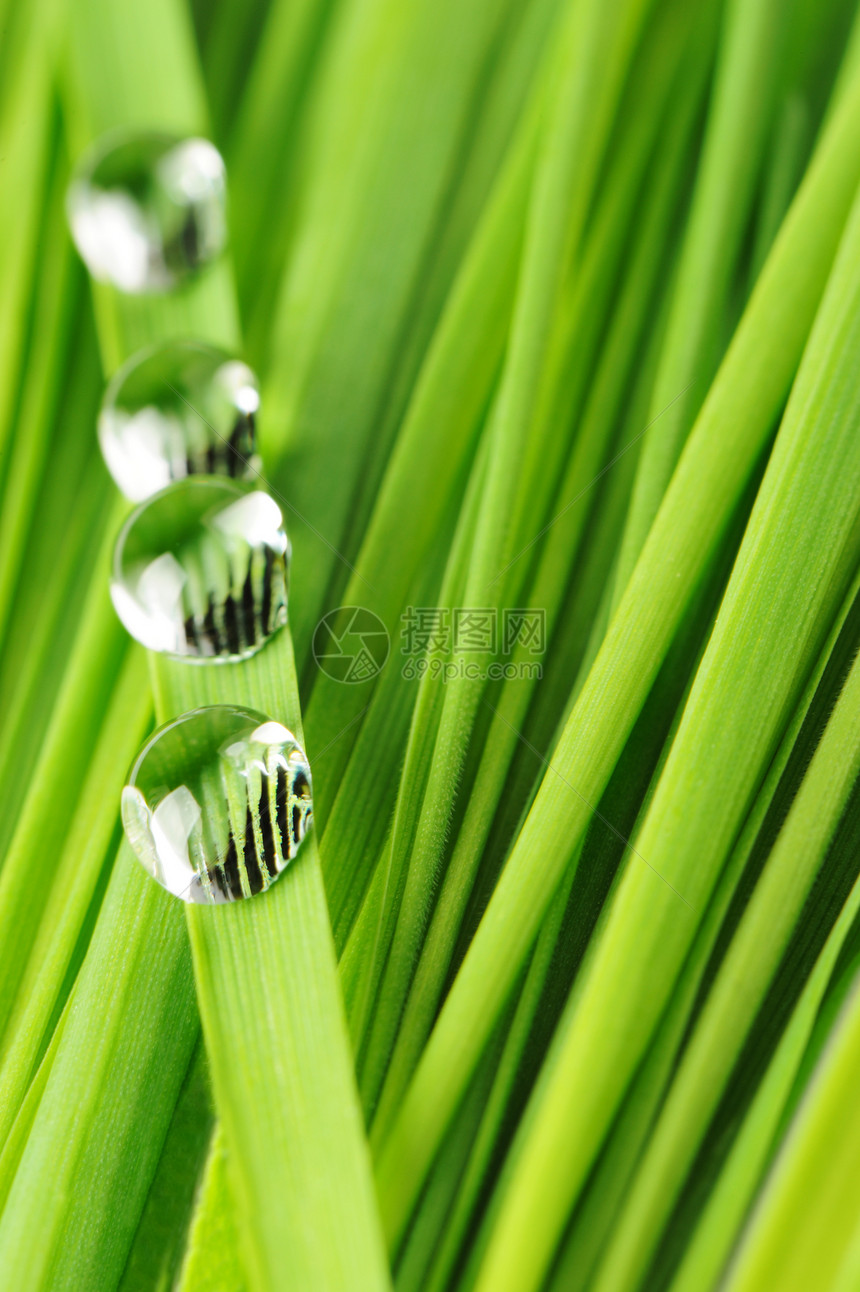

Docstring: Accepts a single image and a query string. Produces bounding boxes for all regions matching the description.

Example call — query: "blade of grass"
[0,645,151,1148]
[304,91,536,824]
[152,631,391,1292]
[375,62,860,1253]
[591,604,860,1292]
[0,506,128,1025]
[546,560,860,1292]
[0,0,64,488]
[722,968,860,1290]
[370,17,710,1137]
[611,0,786,602]
[0,131,79,651]
[358,0,657,1124]
[176,1129,245,1292]
[670,809,860,1292]
[118,1041,215,1292]
[0,852,199,1289]
[470,156,860,1292]
[227,0,339,331]
[261,0,533,663]
[0,351,110,856]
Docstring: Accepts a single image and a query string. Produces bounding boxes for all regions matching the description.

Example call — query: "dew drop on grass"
[66,130,227,293]
[99,340,261,501]
[122,705,313,902]
[111,478,289,659]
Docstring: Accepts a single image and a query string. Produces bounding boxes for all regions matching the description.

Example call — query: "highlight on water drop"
[111,477,289,660]
[66,130,227,293]
[99,340,261,501]
[122,706,313,903]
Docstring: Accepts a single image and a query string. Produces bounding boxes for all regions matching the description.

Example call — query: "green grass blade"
[261,0,532,662]
[119,1041,214,1292]
[0,857,199,1289]
[0,646,150,1148]
[670,813,860,1290]
[153,633,390,1292]
[358,0,657,1127]
[591,596,860,1291]
[376,58,860,1252]
[722,963,860,1289]
[611,0,786,601]
[177,1129,245,1292]
[470,153,860,1292]
[370,22,708,1138]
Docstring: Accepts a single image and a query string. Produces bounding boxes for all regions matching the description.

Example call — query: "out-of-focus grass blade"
[370,9,710,1136]
[119,1042,214,1292]
[358,0,657,1127]
[611,0,785,600]
[0,646,150,1148]
[0,137,78,647]
[671,802,860,1290]
[176,1130,245,1292]
[547,560,860,1292]
[0,0,64,486]
[0,855,198,1289]
[471,155,860,1292]
[591,595,860,1291]
[722,961,860,1289]
[227,0,342,337]
[261,0,553,662]
[375,63,860,1255]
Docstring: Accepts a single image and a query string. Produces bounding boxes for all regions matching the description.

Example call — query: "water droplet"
[99,340,262,501]
[111,478,289,659]
[122,706,313,902]
[67,131,227,293]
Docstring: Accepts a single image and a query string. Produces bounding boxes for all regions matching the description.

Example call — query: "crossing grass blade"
[356,0,658,1125]
[369,10,712,1137]
[670,798,860,1292]
[722,951,860,1290]
[590,591,860,1292]
[469,152,860,1292]
[375,59,860,1254]
[611,0,785,599]
[546,559,860,1292]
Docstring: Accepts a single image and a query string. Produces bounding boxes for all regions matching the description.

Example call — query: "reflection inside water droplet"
[67,131,227,293]
[111,478,289,660]
[122,706,313,902]
[99,340,261,501]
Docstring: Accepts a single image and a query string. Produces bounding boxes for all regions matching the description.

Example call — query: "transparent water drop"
[99,341,262,502]
[67,131,227,293]
[111,478,289,660]
[122,706,313,903]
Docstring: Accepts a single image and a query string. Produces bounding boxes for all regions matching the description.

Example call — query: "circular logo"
[312,606,390,683]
